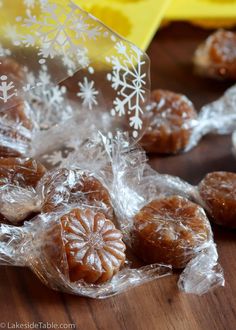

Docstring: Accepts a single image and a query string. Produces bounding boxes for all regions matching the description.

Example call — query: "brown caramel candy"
[60,208,126,283]
[199,171,236,228]
[132,196,210,268]
[41,168,113,219]
[140,90,197,154]
[0,157,46,188]
[195,30,236,80]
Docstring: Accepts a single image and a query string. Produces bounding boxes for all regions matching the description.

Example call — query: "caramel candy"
[140,90,197,154]
[0,158,46,223]
[132,196,210,268]
[0,157,46,188]
[60,208,126,283]
[41,168,113,219]
[194,30,236,80]
[199,171,236,228]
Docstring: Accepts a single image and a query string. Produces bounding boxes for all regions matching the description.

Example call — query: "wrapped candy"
[141,86,236,154]
[0,161,114,224]
[0,132,225,296]
[198,172,236,228]
[40,167,114,219]
[0,0,226,299]
[0,204,172,298]
[194,30,236,80]
[141,89,197,154]
[0,157,46,187]
[132,196,211,268]
[103,134,224,295]
[130,156,236,230]
[0,157,46,222]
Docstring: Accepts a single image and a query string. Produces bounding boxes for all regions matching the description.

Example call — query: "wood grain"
[1,22,236,330]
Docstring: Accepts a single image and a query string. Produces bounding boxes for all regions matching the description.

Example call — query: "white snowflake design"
[0,75,17,103]
[43,150,68,167]
[62,46,90,77]
[77,77,98,110]
[23,0,47,8]
[14,2,101,74]
[24,65,73,128]
[106,41,147,138]
[43,137,84,168]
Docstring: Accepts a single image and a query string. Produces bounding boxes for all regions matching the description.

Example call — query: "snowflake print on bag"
[23,0,47,9]
[0,75,17,103]
[62,46,90,77]
[15,2,101,74]
[77,77,98,110]
[43,150,68,167]
[24,65,73,128]
[106,41,147,138]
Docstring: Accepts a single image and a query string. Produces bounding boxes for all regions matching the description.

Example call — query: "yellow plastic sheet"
[166,0,236,20]
[72,0,171,51]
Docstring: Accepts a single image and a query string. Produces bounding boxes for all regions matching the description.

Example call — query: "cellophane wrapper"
[141,85,236,154]
[0,139,172,298]
[186,84,236,151]
[0,1,177,299]
[102,134,224,295]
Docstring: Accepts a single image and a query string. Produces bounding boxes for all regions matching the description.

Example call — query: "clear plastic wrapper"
[0,157,113,223]
[141,85,236,154]
[0,132,225,296]
[0,201,172,298]
[198,171,236,229]
[194,30,236,80]
[0,1,225,299]
[134,159,236,229]
[103,134,224,295]
[0,157,46,222]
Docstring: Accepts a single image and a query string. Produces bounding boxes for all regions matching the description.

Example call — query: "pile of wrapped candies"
[1,1,236,299]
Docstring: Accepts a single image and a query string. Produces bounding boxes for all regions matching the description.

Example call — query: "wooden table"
[1,22,236,330]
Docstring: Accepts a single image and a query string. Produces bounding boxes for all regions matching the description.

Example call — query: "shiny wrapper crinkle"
[141,85,236,154]
[0,133,224,297]
[0,140,172,298]
[104,135,224,295]
[0,1,225,298]
[0,206,172,298]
